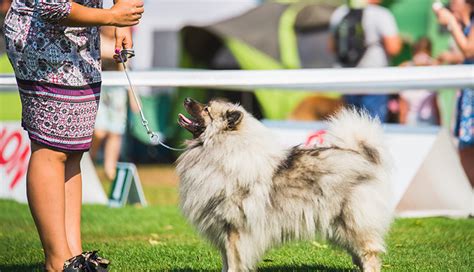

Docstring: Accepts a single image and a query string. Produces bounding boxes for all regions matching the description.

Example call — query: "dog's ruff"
[177,99,393,272]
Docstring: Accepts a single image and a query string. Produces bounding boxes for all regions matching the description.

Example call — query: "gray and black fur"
[177,98,393,272]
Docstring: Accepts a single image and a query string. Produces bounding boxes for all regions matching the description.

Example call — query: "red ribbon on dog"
[305,129,327,147]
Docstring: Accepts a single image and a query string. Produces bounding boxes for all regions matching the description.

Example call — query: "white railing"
[0,65,472,94]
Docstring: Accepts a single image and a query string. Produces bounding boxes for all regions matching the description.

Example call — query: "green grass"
[0,92,21,121]
[0,199,473,271]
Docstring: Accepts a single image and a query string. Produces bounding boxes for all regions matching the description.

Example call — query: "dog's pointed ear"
[226,110,243,130]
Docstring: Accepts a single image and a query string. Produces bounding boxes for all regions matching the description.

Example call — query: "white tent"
[395,129,473,217]
[264,121,473,218]
[118,0,258,70]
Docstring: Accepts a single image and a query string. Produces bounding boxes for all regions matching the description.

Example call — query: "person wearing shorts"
[4,0,144,270]
[90,25,138,181]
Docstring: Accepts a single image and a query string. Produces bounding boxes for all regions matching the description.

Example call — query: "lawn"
[0,92,21,121]
[0,166,473,271]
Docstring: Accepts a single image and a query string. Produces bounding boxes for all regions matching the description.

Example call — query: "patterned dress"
[4,0,102,152]
[454,20,474,149]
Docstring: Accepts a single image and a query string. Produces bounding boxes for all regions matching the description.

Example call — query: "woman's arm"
[61,3,113,26]
[448,20,474,58]
[63,0,144,27]
[435,8,474,58]
[437,49,465,64]
[36,0,144,27]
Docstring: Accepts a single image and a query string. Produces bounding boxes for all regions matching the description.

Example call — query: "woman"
[434,0,474,187]
[4,0,144,271]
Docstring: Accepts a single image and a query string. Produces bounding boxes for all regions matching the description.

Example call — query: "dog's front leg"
[220,248,229,272]
[224,227,246,272]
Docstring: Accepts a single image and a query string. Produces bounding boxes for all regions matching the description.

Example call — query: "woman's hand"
[115,27,133,51]
[109,0,144,27]
[434,7,456,27]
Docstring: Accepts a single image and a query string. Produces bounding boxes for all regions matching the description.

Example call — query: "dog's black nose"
[184,97,193,105]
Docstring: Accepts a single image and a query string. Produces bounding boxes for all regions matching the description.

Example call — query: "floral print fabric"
[455,89,474,148]
[4,0,103,86]
[4,0,103,151]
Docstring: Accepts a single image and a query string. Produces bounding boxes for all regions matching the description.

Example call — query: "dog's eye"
[204,107,210,113]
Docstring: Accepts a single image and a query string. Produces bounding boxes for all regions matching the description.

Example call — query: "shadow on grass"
[259,266,356,272]
[169,265,356,272]
[0,263,43,272]
[0,264,356,272]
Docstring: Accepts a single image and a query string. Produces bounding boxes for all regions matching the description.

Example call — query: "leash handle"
[115,49,187,152]
[114,49,135,63]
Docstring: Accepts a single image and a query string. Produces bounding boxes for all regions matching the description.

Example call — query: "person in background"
[90,26,138,181]
[4,0,144,271]
[328,0,402,122]
[399,37,440,126]
[434,0,474,187]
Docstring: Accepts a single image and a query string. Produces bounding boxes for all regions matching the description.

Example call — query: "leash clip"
[117,48,187,152]
[149,132,160,145]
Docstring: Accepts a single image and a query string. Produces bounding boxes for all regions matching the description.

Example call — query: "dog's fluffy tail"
[325,108,390,168]
[326,108,393,253]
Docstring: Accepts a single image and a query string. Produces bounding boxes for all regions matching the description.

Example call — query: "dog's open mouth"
[178,113,197,130]
[178,98,206,137]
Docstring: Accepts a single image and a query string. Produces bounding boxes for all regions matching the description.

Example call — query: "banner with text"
[0,122,108,204]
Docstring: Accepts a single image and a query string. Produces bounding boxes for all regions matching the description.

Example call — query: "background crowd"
[0,0,472,183]
[0,0,472,270]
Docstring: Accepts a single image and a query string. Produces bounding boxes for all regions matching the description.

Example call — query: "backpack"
[334,8,366,67]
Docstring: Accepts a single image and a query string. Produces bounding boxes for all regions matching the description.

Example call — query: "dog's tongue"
[179,113,193,124]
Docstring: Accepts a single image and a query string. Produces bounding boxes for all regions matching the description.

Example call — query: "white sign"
[109,162,147,207]
[0,122,108,204]
[265,121,474,218]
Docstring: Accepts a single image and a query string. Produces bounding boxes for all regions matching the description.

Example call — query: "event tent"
[176,2,338,121]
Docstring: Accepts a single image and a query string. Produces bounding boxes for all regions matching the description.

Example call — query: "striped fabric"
[17,78,101,152]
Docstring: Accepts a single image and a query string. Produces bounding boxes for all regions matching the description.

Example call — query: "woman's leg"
[27,142,72,271]
[104,133,122,180]
[460,146,474,188]
[65,152,84,256]
[90,129,107,161]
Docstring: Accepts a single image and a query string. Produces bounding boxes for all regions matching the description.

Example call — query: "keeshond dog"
[177,98,393,272]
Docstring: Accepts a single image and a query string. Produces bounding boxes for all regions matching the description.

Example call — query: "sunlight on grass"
[1,165,473,271]
[1,197,473,271]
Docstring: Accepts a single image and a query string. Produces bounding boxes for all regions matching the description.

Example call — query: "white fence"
[0,65,472,93]
[1,66,473,216]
